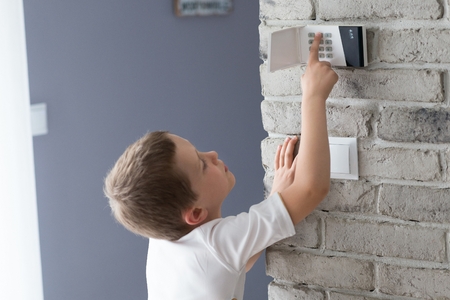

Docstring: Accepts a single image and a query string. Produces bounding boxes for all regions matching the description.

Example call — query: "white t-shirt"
[146,193,295,300]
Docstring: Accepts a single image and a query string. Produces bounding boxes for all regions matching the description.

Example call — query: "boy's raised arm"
[278,32,338,225]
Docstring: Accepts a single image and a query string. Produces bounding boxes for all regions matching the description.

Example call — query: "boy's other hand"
[301,32,339,102]
[270,136,298,196]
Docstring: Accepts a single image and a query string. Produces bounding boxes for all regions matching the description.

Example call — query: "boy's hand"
[301,33,338,102]
[270,136,298,196]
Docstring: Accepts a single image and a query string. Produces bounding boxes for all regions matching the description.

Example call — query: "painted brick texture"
[379,265,450,299]
[260,0,314,21]
[379,29,450,63]
[317,0,443,21]
[266,247,375,290]
[268,282,325,300]
[260,0,450,299]
[379,107,450,143]
[260,65,445,103]
[379,184,450,223]
[325,217,446,262]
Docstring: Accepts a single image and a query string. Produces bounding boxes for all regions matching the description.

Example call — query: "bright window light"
[0,1,44,299]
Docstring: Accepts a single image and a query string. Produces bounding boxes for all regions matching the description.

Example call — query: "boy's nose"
[206,151,219,164]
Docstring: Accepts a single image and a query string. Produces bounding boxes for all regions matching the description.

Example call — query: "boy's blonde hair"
[104,131,198,241]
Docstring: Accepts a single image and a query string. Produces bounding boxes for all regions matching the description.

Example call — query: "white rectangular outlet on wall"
[30,103,48,136]
[329,137,358,180]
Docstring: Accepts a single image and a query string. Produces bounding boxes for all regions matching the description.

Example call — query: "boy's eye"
[201,157,207,170]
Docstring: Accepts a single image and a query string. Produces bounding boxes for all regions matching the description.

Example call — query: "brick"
[318,180,377,214]
[260,0,315,21]
[318,0,443,20]
[331,69,444,103]
[276,214,321,248]
[379,264,450,299]
[326,104,373,138]
[379,107,450,143]
[366,30,376,63]
[379,28,450,63]
[261,101,301,134]
[379,184,450,223]
[447,149,450,179]
[266,247,375,290]
[329,292,378,300]
[260,64,303,97]
[268,282,325,300]
[359,146,441,181]
[261,101,373,136]
[261,66,444,103]
[449,0,450,21]
[325,217,446,262]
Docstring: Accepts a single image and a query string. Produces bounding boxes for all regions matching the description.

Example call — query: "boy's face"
[170,134,235,219]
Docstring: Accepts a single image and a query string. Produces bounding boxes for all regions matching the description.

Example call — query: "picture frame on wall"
[174,0,233,17]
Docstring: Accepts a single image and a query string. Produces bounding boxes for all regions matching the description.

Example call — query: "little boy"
[104,33,338,300]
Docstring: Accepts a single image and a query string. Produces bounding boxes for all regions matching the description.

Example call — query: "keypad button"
[307,32,334,60]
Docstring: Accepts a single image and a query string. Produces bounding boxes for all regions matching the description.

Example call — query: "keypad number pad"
[308,32,333,59]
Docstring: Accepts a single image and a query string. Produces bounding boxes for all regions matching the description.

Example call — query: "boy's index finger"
[308,32,323,63]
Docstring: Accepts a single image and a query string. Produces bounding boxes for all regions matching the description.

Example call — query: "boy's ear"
[183,207,208,226]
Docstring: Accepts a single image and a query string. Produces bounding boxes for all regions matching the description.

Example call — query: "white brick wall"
[259,0,450,299]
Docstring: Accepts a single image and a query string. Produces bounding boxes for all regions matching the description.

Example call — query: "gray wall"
[24,1,268,299]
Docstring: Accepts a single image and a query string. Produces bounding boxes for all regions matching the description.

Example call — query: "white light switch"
[30,103,48,136]
[329,137,358,180]
[330,144,350,174]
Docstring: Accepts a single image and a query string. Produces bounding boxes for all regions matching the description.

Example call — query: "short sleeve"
[200,193,296,272]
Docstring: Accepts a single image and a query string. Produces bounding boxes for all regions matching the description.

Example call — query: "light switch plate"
[268,25,368,72]
[329,137,358,180]
[330,144,350,174]
[30,103,48,136]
